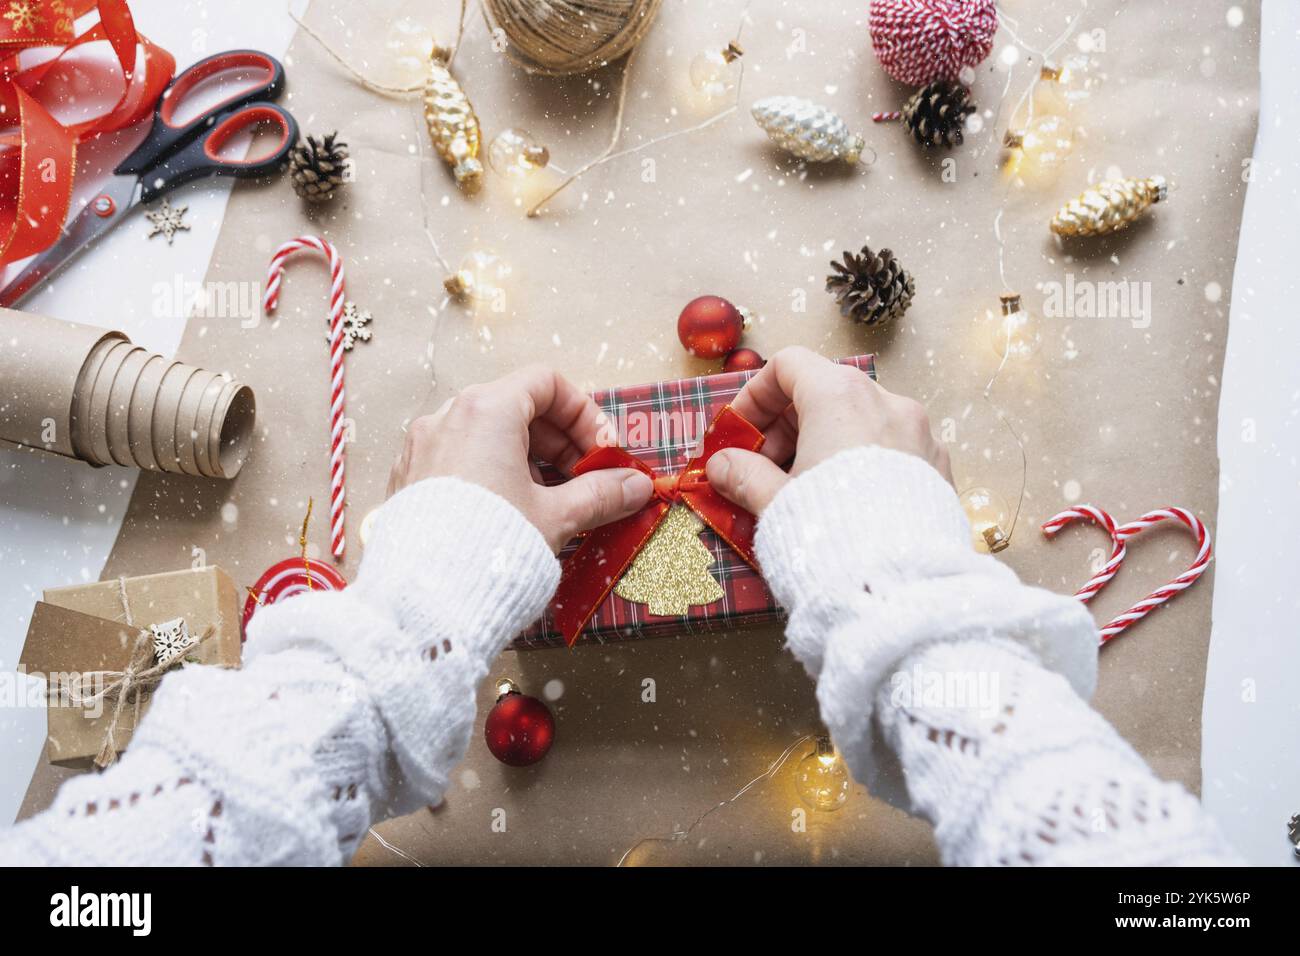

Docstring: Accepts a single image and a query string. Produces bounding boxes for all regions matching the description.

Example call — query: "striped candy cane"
[1099,508,1213,644]
[1040,505,1125,604]
[263,236,348,559]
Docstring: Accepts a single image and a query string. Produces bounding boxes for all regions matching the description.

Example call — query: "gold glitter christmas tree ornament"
[423,44,483,192]
[614,505,724,615]
[1050,176,1168,238]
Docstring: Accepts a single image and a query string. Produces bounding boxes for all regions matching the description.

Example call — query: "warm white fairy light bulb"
[444,249,512,309]
[358,508,380,548]
[1003,114,1074,184]
[488,128,551,180]
[688,41,743,102]
[989,293,1042,360]
[794,736,850,812]
[385,17,435,87]
[960,486,1011,553]
[1035,54,1103,115]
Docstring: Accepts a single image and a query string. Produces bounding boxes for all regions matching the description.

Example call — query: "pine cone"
[902,81,975,148]
[289,132,350,203]
[826,246,916,326]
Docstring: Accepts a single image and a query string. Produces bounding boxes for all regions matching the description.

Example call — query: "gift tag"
[614,505,724,616]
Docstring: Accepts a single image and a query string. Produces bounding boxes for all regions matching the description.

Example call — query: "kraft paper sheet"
[19,0,1259,864]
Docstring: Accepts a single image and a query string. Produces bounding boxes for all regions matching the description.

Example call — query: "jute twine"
[63,577,213,770]
[482,0,664,75]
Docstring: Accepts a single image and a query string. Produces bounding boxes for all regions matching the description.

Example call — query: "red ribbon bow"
[551,405,765,647]
[0,1,175,264]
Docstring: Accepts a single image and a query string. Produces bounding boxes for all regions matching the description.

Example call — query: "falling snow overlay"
[0,0,1280,868]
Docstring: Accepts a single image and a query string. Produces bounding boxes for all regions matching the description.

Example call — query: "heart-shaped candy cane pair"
[1042,506,1213,646]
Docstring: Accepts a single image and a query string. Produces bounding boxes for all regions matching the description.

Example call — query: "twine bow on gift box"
[550,405,765,647]
[63,577,212,769]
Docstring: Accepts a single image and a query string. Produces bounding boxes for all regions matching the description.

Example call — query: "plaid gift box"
[514,354,877,649]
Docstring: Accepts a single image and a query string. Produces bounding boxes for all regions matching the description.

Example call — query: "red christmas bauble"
[677,295,744,359]
[484,688,555,766]
[723,347,765,373]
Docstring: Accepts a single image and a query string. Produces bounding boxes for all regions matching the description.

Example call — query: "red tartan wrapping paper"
[514,354,877,649]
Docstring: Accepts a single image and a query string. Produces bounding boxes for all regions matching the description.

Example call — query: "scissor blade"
[0,175,141,310]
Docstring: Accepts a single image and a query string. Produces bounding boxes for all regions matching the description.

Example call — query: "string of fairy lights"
[957,0,1096,554]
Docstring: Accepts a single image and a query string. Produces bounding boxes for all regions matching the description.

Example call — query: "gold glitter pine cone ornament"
[1050,176,1168,238]
[424,45,483,192]
[826,246,915,326]
[751,96,866,164]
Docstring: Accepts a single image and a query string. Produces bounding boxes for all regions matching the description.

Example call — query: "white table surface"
[1,0,1296,865]
[0,0,303,826]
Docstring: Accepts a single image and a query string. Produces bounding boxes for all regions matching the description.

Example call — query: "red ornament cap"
[677,295,744,359]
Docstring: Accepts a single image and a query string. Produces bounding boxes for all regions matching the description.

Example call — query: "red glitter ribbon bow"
[0,1,175,264]
[551,405,765,647]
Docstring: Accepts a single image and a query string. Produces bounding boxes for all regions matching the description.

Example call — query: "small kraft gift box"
[18,567,243,768]
[515,354,876,649]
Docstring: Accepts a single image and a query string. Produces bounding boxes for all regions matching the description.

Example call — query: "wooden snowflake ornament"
[144,198,191,244]
[327,301,373,350]
[150,617,197,666]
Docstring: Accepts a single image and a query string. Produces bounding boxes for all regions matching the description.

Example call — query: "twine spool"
[868,0,998,87]
[483,0,664,75]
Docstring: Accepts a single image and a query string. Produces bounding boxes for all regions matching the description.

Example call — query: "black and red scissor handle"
[115,49,298,202]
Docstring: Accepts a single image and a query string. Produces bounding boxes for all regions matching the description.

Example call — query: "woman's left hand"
[387,365,653,552]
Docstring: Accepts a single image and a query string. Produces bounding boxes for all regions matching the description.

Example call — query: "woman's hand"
[387,366,653,552]
[705,346,953,514]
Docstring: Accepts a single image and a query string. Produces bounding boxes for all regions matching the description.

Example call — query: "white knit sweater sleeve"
[755,446,1240,866]
[0,477,559,866]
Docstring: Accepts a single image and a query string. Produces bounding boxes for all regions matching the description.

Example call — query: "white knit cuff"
[754,446,1098,792]
[352,476,560,654]
[756,446,1006,674]
[757,446,976,599]
[246,477,559,810]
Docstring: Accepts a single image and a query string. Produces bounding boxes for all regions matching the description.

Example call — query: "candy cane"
[263,236,348,559]
[1040,505,1125,603]
[1099,508,1212,644]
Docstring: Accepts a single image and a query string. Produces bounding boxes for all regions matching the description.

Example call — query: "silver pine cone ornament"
[289,132,349,203]
[424,45,483,192]
[1050,176,1168,238]
[900,81,975,147]
[751,96,865,163]
[827,246,915,326]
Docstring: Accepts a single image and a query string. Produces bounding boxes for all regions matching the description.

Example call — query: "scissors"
[0,49,298,309]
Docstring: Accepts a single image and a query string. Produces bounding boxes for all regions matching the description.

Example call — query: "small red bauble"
[484,680,555,766]
[723,347,765,373]
[677,295,744,359]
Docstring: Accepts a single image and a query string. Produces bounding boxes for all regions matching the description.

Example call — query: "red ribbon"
[551,405,765,647]
[0,1,175,264]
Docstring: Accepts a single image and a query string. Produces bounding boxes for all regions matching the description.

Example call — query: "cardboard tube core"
[0,307,256,480]
[216,385,256,479]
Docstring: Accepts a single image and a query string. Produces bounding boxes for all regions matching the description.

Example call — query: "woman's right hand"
[705,346,953,514]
